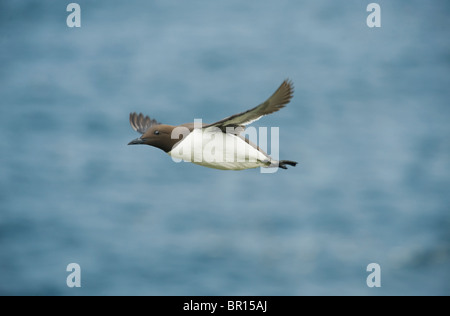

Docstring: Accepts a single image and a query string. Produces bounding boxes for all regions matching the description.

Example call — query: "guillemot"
[128,79,297,171]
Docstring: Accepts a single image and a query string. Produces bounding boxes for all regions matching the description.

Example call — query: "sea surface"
[1,0,449,295]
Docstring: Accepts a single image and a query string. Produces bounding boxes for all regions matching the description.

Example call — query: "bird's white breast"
[168,128,269,170]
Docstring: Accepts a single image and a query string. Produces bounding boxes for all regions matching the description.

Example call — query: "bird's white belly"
[168,128,269,170]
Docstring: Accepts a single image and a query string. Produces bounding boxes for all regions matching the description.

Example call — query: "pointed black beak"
[128,137,145,145]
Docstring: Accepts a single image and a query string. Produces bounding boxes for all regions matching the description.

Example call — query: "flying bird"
[128,79,298,171]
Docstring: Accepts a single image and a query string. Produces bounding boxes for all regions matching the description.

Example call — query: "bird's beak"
[128,137,145,145]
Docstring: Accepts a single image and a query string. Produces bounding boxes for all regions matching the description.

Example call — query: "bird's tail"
[278,160,298,169]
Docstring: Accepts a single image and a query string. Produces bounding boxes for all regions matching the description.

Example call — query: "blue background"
[1,0,449,295]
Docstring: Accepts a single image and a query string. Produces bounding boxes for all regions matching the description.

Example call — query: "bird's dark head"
[128,124,181,153]
[128,113,184,153]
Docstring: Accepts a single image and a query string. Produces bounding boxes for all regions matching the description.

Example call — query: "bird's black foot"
[279,160,298,169]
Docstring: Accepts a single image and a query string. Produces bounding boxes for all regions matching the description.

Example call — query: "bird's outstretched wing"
[129,112,160,134]
[204,79,294,131]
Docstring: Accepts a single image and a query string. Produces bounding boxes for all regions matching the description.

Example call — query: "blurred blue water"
[1,0,449,295]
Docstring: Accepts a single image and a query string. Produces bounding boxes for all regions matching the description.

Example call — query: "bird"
[128,79,298,171]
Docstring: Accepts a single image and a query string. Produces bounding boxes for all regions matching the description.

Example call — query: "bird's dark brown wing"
[129,112,161,135]
[204,79,294,131]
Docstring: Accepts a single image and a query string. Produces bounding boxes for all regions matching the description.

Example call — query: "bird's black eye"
[154,130,160,135]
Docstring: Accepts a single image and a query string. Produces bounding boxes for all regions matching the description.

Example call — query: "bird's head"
[128,113,181,153]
